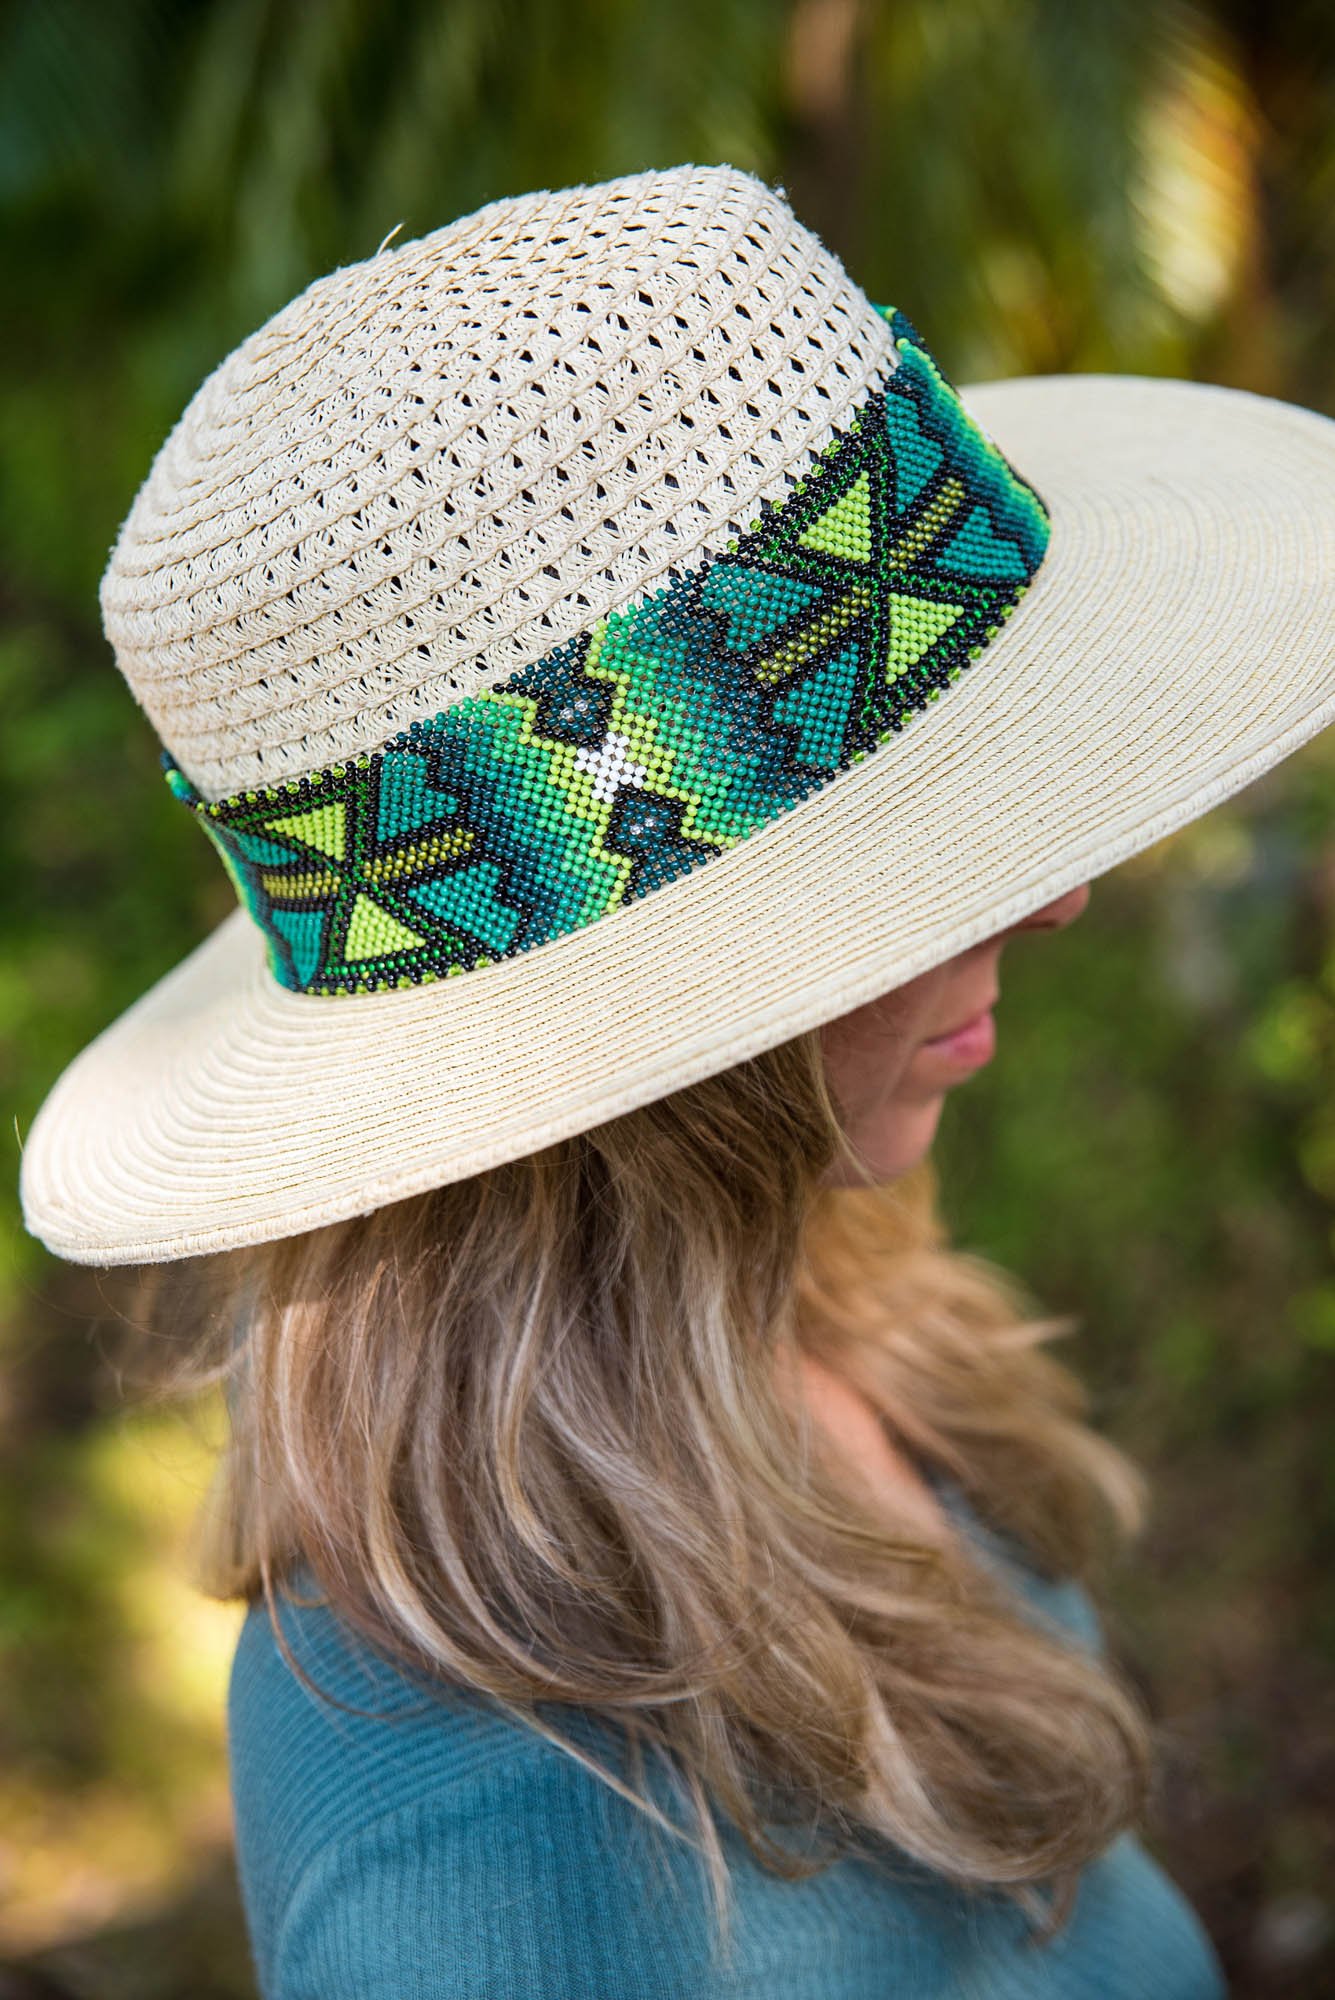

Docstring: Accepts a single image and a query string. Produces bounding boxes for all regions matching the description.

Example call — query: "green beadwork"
[163,310,1050,996]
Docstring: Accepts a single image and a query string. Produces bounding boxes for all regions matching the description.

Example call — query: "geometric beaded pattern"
[164,312,1050,996]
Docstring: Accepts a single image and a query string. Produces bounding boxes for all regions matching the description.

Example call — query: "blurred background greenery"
[3,0,1335,1993]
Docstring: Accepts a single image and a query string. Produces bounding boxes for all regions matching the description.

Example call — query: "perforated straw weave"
[103,167,893,801]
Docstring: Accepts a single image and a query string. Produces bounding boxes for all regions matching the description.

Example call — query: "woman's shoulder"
[228,1586,555,1868]
[229,1487,1105,1876]
[229,1588,638,1994]
[229,1589,807,1998]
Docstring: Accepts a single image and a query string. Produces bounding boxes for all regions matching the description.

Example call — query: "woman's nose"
[1010,882,1091,934]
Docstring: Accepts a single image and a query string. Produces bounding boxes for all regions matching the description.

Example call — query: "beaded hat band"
[165,316,1048,997]
[20,168,1335,1265]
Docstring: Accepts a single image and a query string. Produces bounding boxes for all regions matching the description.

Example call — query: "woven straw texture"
[22,361,1335,1264]
[101,167,892,800]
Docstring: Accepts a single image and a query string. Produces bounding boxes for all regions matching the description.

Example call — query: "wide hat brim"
[21,371,1335,1265]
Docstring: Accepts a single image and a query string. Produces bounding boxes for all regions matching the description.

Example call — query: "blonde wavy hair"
[155,1025,1153,1949]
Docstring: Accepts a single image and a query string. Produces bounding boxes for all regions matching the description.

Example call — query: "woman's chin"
[830,1096,946,1187]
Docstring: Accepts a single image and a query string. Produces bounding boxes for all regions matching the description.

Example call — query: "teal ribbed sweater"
[228,1476,1227,1997]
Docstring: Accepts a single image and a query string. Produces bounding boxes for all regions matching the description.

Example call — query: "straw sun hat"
[20,165,1335,1266]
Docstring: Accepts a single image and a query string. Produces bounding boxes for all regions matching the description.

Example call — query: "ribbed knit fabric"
[228,1477,1228,1998]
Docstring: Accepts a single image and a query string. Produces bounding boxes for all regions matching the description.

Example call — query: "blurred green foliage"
[3,0,1335,1994]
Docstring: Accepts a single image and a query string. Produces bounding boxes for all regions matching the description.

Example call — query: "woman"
[21,166,1335,1996]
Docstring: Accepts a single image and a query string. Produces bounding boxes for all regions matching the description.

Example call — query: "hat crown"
[101,165,892,800]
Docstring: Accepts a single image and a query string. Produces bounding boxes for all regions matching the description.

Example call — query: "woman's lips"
[918,1003,997,1072]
